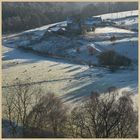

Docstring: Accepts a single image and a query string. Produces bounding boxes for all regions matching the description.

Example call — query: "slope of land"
[2,10,138,106]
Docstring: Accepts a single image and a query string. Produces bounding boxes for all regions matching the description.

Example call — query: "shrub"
[92,26,95,31]
[110,36,116,41]
[76,47,80,53]
[98,50,132,71]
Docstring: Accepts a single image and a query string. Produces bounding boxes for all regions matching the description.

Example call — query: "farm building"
[84,16,102,31]
[86,44,101,55]
[67,16,102,33]
[49,27,66,35]
[66,16,82,34]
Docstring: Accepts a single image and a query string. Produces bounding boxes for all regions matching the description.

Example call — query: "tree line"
[2,79,138,138]
[2,2,138,34]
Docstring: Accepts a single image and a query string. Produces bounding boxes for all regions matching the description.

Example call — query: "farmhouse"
[66,16,82,34]
[43,16,103,36]
[67,16,102,33]
[84,16,102,31]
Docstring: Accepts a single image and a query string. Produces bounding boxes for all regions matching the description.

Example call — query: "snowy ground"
[3,26,138,65]
[96,10,138,32]
[96,10,138,20]
[2,10,138,139]
[2,10,138,107]
[2,44,138,106]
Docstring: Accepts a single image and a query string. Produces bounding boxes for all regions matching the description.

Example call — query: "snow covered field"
[2,44,138,106]
[96,10,138,20]
[2,10,138,107]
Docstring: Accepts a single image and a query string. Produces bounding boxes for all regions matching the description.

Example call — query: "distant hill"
[2,2,138,34]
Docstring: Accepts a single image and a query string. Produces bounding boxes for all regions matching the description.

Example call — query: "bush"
[76,47,80,53]
[92,26,95,31]
[110,36,116,41]
[98,50,132,71]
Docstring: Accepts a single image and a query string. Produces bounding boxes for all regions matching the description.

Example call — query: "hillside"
[2,8,138,138]
[2,10,138,104]
[2,2,138,33]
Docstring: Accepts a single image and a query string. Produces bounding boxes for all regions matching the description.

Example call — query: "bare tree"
[3,79,42,137]
[25,93,68,137]
[3,82,138,138]
[3,93,19,137]
[115,95,138,137]
[67,88,138,138]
